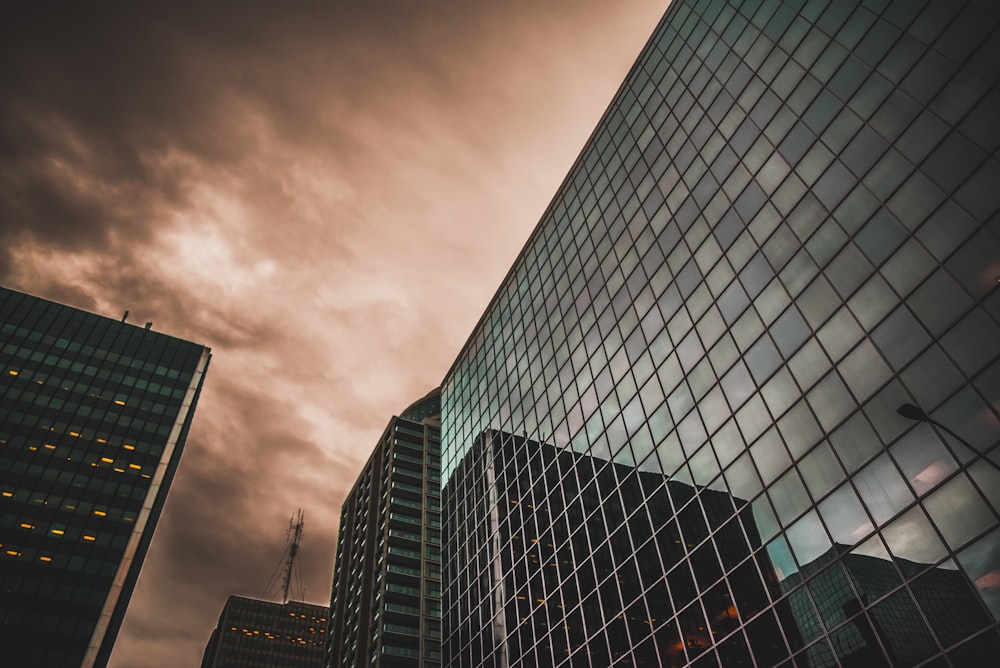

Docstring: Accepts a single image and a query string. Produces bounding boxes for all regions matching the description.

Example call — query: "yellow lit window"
[114,400,126,406]
[129,463,141,470]
[114,467,125,473]
[101,457,114,463]
[83,535,96,541]
[2,491,12,498]
[44,444,56,450]
[50,529,65,535]
[93,510,107,517]
[28,445,38,451]
[6,550,20,556]
[123,444,135,451]
[96,438,107,444]
[39,555,52,562]
[19,523,34,530]
[8,369,18,376]
[141,474,151,479]
[69,431,80,437]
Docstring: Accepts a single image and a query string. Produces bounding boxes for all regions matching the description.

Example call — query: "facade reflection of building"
[446,428,997,667]
[444,430,803,667]
[779,544,995,667]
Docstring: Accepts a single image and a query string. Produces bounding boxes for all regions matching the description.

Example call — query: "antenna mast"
[281,509,305,603]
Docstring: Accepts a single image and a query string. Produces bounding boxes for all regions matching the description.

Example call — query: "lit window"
[2,491,12,498]
[83,535,96,541]
[39,555,52,562]
[6,550,20,556]
[8,370,18,376]
[114,400,126,406]
[93,510,107,517]
[69,431,80,437]
[19,523,34,530]
[101,457,114,463]
[123,444,135,451]
[129,463,141,470]
[50,529,65,535]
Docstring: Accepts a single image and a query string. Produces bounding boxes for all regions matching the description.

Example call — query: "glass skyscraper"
[327,389,443,666]
[0,286,211,667]
[440,0,1000,665]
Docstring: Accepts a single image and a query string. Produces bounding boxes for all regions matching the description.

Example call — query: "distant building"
[326,389,443,667]
[0,285,210,668]
[201,596,327,668]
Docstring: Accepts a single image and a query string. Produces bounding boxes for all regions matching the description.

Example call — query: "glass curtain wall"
[441,0,1000,665]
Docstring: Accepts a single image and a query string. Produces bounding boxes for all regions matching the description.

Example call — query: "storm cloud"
[0,1,668,665]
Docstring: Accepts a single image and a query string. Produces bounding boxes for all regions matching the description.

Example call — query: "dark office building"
[445,431,800,666]
[201,596,327,668]
[0,286,211,667]
[326,389,443,667]
[440,0,1000,665]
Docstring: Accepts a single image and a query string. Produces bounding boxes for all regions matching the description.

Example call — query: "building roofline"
[438,1,679,388]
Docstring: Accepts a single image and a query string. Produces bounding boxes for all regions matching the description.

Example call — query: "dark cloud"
[0,0,670,665]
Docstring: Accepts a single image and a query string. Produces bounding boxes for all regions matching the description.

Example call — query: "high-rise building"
[201,596,328,668]
[326,389,443,667]
[440,0,1000,665]
[0,286,211,667]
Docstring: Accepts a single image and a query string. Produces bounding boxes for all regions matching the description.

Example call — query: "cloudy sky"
[0,0,671,665]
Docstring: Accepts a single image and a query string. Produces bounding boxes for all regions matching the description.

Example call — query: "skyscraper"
[201,596,327,668]
[0,285,211,667]
[326,389,443,666]
[440,0,1000,665]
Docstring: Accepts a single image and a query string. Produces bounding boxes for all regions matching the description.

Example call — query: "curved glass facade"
[440,0,1000,665]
